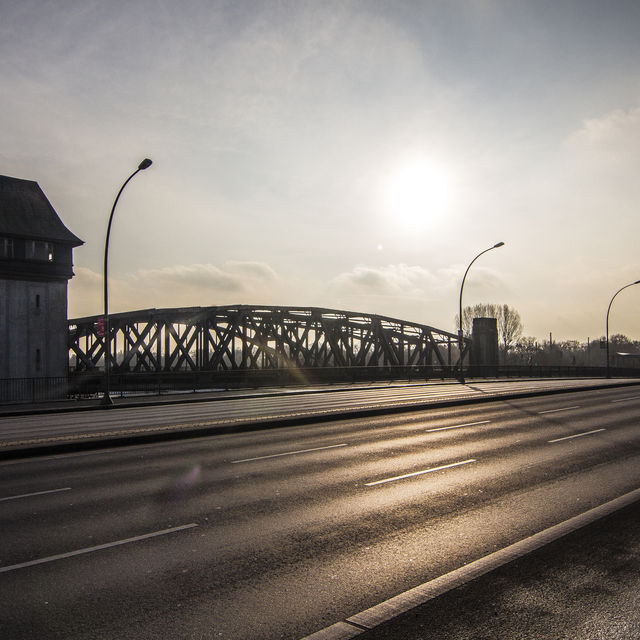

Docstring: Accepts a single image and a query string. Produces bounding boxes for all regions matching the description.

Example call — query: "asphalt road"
[0,384,639,639]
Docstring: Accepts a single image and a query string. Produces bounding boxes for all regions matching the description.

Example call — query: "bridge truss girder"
[68,305,467,373]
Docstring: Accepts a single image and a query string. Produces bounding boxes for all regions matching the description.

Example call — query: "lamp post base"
[100,392,114,408]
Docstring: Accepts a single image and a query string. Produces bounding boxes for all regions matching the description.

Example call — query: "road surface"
[0,384,639,638]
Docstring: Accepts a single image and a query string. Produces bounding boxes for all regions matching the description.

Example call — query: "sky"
[2,0,640,342]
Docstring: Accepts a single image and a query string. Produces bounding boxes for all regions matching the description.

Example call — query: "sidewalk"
[356,497,640,640]
[0,380,432,417]
[2,377,637,418]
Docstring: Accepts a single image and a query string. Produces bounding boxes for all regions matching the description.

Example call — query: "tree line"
[456,303,640,366]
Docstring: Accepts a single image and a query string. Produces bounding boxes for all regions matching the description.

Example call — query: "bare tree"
[455,303,523,362]
[513,336,540,364]
[456,303,499,337]
[497,304,523,357]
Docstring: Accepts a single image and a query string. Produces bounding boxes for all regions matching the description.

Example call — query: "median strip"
[0,523,198,574]
[3,379,638,462]
[548,428,606,443]
[231,443,347,463]
[365,459,476,487]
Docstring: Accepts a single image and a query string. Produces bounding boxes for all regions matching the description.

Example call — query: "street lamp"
[605,279,640,379]
[457,241,505,384]
[101,158,153,406]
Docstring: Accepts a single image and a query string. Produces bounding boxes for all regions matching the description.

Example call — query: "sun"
[385,161,454,227]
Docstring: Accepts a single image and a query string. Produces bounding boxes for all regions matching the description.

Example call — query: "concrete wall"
[0,279,68,378]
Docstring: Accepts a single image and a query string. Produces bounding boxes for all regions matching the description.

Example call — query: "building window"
[0,237,14,258]
[35,348,41,371]
[26,241,54,262]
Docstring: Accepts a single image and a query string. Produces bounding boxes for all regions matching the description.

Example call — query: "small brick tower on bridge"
[471,317,499,375]
[0,174,83,381]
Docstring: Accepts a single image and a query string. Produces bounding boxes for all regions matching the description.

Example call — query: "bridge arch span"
[69,305,465,374]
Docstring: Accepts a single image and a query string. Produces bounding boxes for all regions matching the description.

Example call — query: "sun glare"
[385,161,454,227]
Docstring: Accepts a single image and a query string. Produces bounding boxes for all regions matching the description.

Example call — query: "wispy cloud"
[69,261,281,318]
[135,261,278,292]
[565,105,640,167]
[329,264,440,297]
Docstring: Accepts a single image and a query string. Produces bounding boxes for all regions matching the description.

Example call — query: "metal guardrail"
[2,365,639,404]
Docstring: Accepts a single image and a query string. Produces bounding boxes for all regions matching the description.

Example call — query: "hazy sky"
[2,0,640,341]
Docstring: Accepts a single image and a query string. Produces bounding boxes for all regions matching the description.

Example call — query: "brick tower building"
[0,174,83,383]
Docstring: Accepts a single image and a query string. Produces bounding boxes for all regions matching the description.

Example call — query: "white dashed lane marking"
[231,443,348,464]
[365,459,476,487]
[0,487,71,502]
[548,428,606,443]
[0,524,199,574]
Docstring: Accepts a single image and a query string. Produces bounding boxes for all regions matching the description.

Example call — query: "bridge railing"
[67,366,457,396]
[74,364,635,395]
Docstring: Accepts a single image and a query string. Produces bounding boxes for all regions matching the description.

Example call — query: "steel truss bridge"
[69,306,467,385]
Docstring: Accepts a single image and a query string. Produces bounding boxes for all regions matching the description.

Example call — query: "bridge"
[68,305,467,387]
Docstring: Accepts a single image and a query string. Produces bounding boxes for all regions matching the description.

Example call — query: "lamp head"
[634,280,640,285]
[493,241,505,248]
[138,158,153,170]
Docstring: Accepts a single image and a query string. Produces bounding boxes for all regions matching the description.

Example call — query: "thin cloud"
[567,106,640,153]
[69,261,281,317]
[329,264,439,297]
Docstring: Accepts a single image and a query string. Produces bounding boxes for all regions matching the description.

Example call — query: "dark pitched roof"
[0,174,83,246]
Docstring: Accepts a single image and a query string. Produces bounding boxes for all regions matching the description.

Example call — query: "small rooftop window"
[0,237,14,259]
[26,240,54,262]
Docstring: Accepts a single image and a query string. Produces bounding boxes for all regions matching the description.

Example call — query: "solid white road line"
[0,487,72,502]
[548,428,606,443]
[300,487,640,640]
[426,420,490,432]
[231,443,348,464]
[537,406,581,414]
[0,523,199,574]
[365,459,476,487]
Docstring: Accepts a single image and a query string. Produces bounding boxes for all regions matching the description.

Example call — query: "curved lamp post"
[101,158,153,407]
[605,279,640,379]
[457,241,505,384]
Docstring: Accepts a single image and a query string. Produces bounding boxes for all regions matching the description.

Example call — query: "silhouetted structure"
[0,175,82,381]
[471,317,499,374]
[69,305,467,378]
